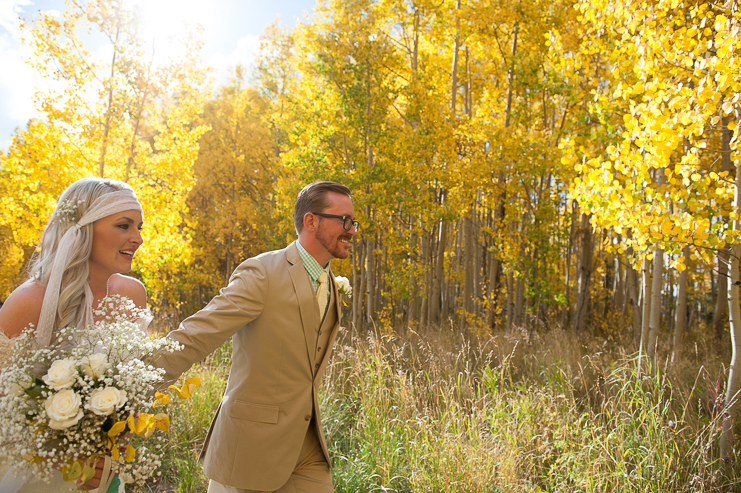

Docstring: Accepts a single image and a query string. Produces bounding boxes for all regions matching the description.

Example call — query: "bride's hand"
[76,457,106,491]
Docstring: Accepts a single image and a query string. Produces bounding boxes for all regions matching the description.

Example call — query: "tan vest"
[314,286,333,376]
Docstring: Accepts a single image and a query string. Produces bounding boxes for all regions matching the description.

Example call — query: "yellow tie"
[317,271,329,320]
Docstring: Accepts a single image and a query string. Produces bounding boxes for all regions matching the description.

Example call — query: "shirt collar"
[296,240,329,284]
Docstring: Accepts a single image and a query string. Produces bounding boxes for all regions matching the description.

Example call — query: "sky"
[0,0,317,150]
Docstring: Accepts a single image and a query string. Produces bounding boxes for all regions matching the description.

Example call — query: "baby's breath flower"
[53,198,81,222]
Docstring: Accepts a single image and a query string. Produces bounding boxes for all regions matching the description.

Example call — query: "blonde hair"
[28,177,135,332]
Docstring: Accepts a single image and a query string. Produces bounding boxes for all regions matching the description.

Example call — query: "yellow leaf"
[128,413,155,436]
[186,377,201,395]
[80,463,96,483]
[170,377,201,399]
[125,444,136,463]
[154,413,170,431]
[143,423,156,438]
[169,384,188,399]
[152,391,172,408]
[108,420,127,438]
[127,415,137,434]
[62,460,83,482]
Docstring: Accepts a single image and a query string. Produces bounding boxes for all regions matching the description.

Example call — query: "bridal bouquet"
[0,295,198,489]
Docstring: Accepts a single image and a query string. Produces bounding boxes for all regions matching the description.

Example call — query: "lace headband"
[36,189,144,348]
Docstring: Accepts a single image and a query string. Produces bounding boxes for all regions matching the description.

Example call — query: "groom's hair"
[294,181,352,234]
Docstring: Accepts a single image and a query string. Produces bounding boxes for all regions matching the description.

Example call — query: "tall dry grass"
[138,324,740,492]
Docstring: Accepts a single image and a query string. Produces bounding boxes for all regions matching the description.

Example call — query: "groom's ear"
[303,212,319,232]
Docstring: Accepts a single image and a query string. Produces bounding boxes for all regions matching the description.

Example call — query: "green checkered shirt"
[296,241,331,294]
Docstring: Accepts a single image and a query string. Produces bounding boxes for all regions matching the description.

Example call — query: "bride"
[0,177,147,492]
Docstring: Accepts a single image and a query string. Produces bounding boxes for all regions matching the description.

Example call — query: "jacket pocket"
[229,399,279,424]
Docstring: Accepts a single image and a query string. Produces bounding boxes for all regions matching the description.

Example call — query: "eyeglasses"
[311,212,360,231]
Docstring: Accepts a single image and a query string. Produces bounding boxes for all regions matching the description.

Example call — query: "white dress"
[0,467,79,493]
[0,333,78,492]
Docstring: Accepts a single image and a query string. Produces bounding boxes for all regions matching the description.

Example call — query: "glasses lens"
[342,217,359,231]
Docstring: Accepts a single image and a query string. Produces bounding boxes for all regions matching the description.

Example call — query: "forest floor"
[138,321,740,492]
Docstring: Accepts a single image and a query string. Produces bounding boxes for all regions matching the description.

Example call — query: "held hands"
[76,457,106,490]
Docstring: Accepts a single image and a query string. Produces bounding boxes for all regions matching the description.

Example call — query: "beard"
[316,226,352,260]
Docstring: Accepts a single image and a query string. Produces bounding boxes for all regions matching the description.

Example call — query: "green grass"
[135,326,740,492]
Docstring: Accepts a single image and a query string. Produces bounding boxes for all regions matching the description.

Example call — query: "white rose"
[42,358,78,390]
[45,389,84,430]
[87,386,127,416]
[80,353,110,379]
[335,276,352,297]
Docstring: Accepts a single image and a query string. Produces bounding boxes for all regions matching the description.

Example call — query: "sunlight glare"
[130,0,212,62]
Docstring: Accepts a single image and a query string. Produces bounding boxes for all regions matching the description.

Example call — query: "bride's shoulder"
[107,274,147,309]
[0,280,45,338]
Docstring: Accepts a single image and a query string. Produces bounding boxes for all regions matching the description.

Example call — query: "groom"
[157,181,357,492]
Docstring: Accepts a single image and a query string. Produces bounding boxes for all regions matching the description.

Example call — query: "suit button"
[305,415,311,421]
[315,363,320,369]
[317,347,321,351]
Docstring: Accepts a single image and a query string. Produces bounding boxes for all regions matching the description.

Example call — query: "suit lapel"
[286,243,318,372]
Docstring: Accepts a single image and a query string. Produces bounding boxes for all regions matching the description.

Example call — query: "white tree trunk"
[720,161,741,462]
[574,213,593,333]
[638,256,651,375]
[614,255,624,308]
[460,206,474,331]
[625,251,641,347]
[352,235,359,331]
[506,271,514,332]
[647,245,664,360]
[514,276,524,328]
[366,237,374,329]
[431,219,447,325]
[671,245,689,367]
[714,249,730,345]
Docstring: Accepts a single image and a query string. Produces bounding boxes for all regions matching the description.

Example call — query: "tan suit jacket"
[156,242,341,491]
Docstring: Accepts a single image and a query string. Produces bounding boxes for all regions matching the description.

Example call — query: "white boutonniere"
[335,276,352,298]
[335,276,352,313]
